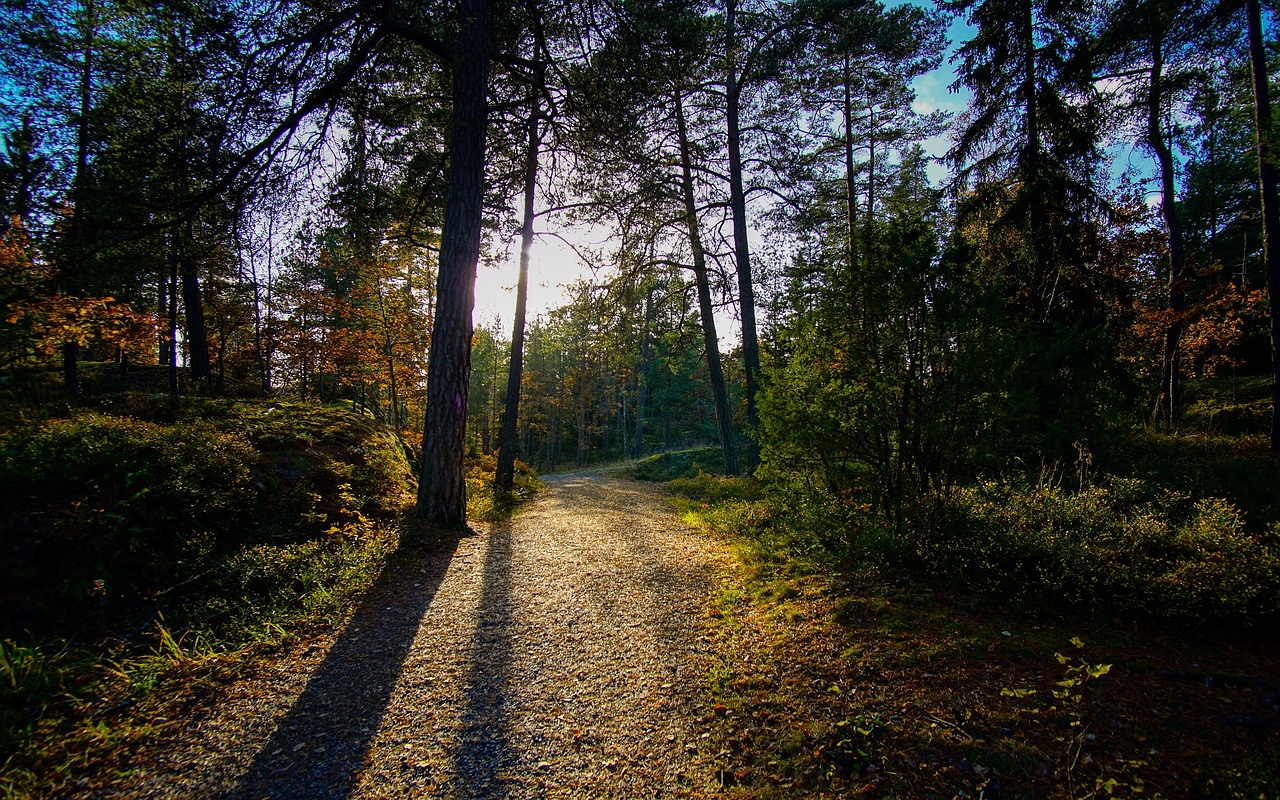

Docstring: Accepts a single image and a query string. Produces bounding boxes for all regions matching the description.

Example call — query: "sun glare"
[474,233,599,334]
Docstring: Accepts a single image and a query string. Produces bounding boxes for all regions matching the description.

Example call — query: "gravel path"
[84,474,733,799]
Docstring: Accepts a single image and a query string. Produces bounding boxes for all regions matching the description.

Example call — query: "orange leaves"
[1127,281,1270,380]
[0,218,53,294]
[1180,284,1270,378]
[6,293,160,359]
[275,245,432,424]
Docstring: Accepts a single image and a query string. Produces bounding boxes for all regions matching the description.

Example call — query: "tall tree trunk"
[171,31,209,383]
[179,219,210,380]
[168,252,179,404]
[842,53,859,276]
[1022,0,1039,193]
[64,0,96,396]
[1021,0,1044,284]
[865,99,875,255]
[496,57,543,491]
[417,0,492,524]
[1247,0,1280,453]
[676,90,739,475]
[157,270,171,366]
[1148,30,1186,425]
[725,0,758,474]
[634,283,659,460]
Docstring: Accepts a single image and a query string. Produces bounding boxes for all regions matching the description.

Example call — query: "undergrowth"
[620,447,725,482]
[466,452,543,522]
[671,450,1280,796]
[0,392,544,797]
[0,398,418,797]
[662,461,1280,625]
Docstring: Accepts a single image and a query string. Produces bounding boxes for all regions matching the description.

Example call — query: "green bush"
[692,464,1280,623]
[0,402,422,645]
[668,471,764,505]
[0,413,256,533]
[624,447,725,481]
[915,479,1280,621]
[1111,431,1280,528]
[0,415,259,635]
[0,400,426,796]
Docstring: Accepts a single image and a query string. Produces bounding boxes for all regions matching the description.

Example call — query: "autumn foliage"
[1,219,157,370]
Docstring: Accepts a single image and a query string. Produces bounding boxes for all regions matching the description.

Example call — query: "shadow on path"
[225,525,466,800]
[448,519,516,798]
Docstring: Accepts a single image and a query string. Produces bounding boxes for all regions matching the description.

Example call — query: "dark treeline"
[2,0,1279,523]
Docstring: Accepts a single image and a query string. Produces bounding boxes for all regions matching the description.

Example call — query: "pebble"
[82,474,733,799]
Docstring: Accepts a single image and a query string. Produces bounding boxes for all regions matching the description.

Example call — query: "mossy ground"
[0,371,539,798]
[629,379,1280,798]
[691,512,1280,799]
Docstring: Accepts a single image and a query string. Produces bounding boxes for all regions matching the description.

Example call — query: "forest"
[3,0,1280,795]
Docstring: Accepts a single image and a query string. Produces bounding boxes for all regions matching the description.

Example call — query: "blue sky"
[912,10,978,183]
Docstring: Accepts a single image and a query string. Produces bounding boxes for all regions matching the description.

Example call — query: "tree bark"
[843,53,859,276]
[1021,0,1042,251]
[64,0,96,396]
[1148,30,1186,425]
[179,219,211,380]
[725,0,759,474]
[634,283,659,460]
[168,253,179,403]
[676,90,739,475]
[496,57,544,491]
[158,270,171,366]
[417,0,492,524]
[1247,0,1280,452]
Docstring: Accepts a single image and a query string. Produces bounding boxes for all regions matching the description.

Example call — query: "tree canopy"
[2,0,1279,520]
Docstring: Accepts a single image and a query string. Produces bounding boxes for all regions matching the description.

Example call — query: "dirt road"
[80,474,732,799]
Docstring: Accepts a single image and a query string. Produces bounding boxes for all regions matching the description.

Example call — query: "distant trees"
[1244,0,1280,452]
[495,276,721,472]
[4,0,1280,522]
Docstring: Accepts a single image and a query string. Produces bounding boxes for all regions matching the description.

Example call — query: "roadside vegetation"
[625,396,1280,798]
[0,368,539,798]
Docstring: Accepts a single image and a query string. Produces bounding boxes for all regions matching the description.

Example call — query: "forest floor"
[36,470,1280,799]
[55,474,737,799]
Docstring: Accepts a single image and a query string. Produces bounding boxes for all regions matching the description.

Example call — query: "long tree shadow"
[226,524,466,800]
[447,518,516,798]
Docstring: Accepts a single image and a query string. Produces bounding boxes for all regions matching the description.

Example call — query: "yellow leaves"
[1128,281,1270,379]
[7,294,159,357]
[1000,687,1036,698]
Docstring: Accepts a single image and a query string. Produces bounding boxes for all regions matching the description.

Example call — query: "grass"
[0,391,541,798]
[617,446,726,482]
[666,461,1280,798]
[693,534,1280,798]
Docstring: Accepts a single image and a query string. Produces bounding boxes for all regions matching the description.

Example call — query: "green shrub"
[0,402,422,646]
[226,400,415,522]
[465,452,543,522]
[219,532,399,631]
[916,479,1280,621]
[668,472,764,505]
[694,462,1280,622]
[624,447,725,481]
[0,400,425,795]
[1111,431,1280,528]
[0,415,259,637]
[0,413,256,531]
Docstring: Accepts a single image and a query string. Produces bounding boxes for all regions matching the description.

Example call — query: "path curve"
[77,474,732,799]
